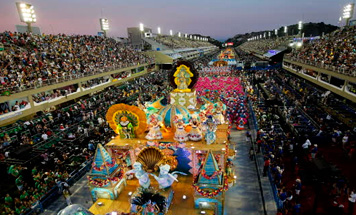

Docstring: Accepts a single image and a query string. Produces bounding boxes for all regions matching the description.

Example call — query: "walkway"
[224,128,264,215]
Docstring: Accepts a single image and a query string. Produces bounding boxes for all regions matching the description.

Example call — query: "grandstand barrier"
[282,61,356,103]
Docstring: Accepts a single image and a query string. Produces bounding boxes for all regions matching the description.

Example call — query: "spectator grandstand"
[0,70,172,214]
[154,35,214,49]
[0,31,154,94]
[239,36,291,55]
[287,26,356,77]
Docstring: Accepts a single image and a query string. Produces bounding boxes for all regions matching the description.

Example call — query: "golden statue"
[173,65,193,93]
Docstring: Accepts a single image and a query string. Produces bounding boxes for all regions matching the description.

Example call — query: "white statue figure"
[126,162,150,189]
[150,164,187,189]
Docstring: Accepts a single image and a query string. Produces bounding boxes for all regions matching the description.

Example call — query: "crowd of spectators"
[0,31,154,94]
[288,26,356,77]
[154,35,213,49]
[0,70,172,214]
[239,36,291,55]
[247,67,356,214]
[0,100,29,115]
[32,86,78,104]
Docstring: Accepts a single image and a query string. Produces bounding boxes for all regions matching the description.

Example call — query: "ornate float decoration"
[87,144,125,201]
[106,103,147,139]
[169,61,199,108]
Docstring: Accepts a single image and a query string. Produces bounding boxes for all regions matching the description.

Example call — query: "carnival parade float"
[88,61,239,215]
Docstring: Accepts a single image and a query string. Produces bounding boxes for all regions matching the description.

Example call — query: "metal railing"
[285,56,356,77]
[0,60,154,95]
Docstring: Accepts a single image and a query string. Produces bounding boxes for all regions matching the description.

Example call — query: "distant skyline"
[0,0,353,41]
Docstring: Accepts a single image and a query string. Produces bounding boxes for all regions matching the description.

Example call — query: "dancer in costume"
[173,116,189,142]
[145,114,163,140]
[203,115,217,145]
[188,115,202,141]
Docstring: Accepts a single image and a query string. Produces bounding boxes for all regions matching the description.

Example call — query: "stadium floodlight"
[178,32,181,37]
[298,21,303,30]
[139,23,144,32]
[157,27,161,35]
[99,18,109,37]
[284,26,288,34]
[16,2,36,32]
[343,3,354,26]
[170,29,173,36]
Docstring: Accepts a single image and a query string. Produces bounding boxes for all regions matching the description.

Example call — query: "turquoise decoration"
[157,104,190,128]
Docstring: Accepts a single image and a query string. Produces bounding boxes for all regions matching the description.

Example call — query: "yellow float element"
[106,104,147,136]
[173,64,194,93]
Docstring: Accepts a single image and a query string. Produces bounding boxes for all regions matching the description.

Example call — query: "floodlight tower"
[298,21,303,37]
[343,3,354,26]
[100,18,109,37]
[157,27,161,35]
[16,2,36,33]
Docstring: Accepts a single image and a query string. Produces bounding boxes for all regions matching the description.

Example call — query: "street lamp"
[343,3,354,26]
[99,18,109,37]
[170,29,173,36]
[157,27,161,35]
[16,2,36,33]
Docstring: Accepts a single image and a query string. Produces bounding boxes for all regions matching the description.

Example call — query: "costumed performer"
[145,114,163,140]
[188,114,203,141]
[173,115,189,142]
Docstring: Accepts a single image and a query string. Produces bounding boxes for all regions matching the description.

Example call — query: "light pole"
[157,27,161,35]
[100,18,109,37]
[16,2,36,33]
[343,3,354,26]
[298,21,303,38]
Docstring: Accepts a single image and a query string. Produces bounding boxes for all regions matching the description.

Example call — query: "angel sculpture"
[126,162,150,189]
[150,164,187,189]
[145,114,163,140]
